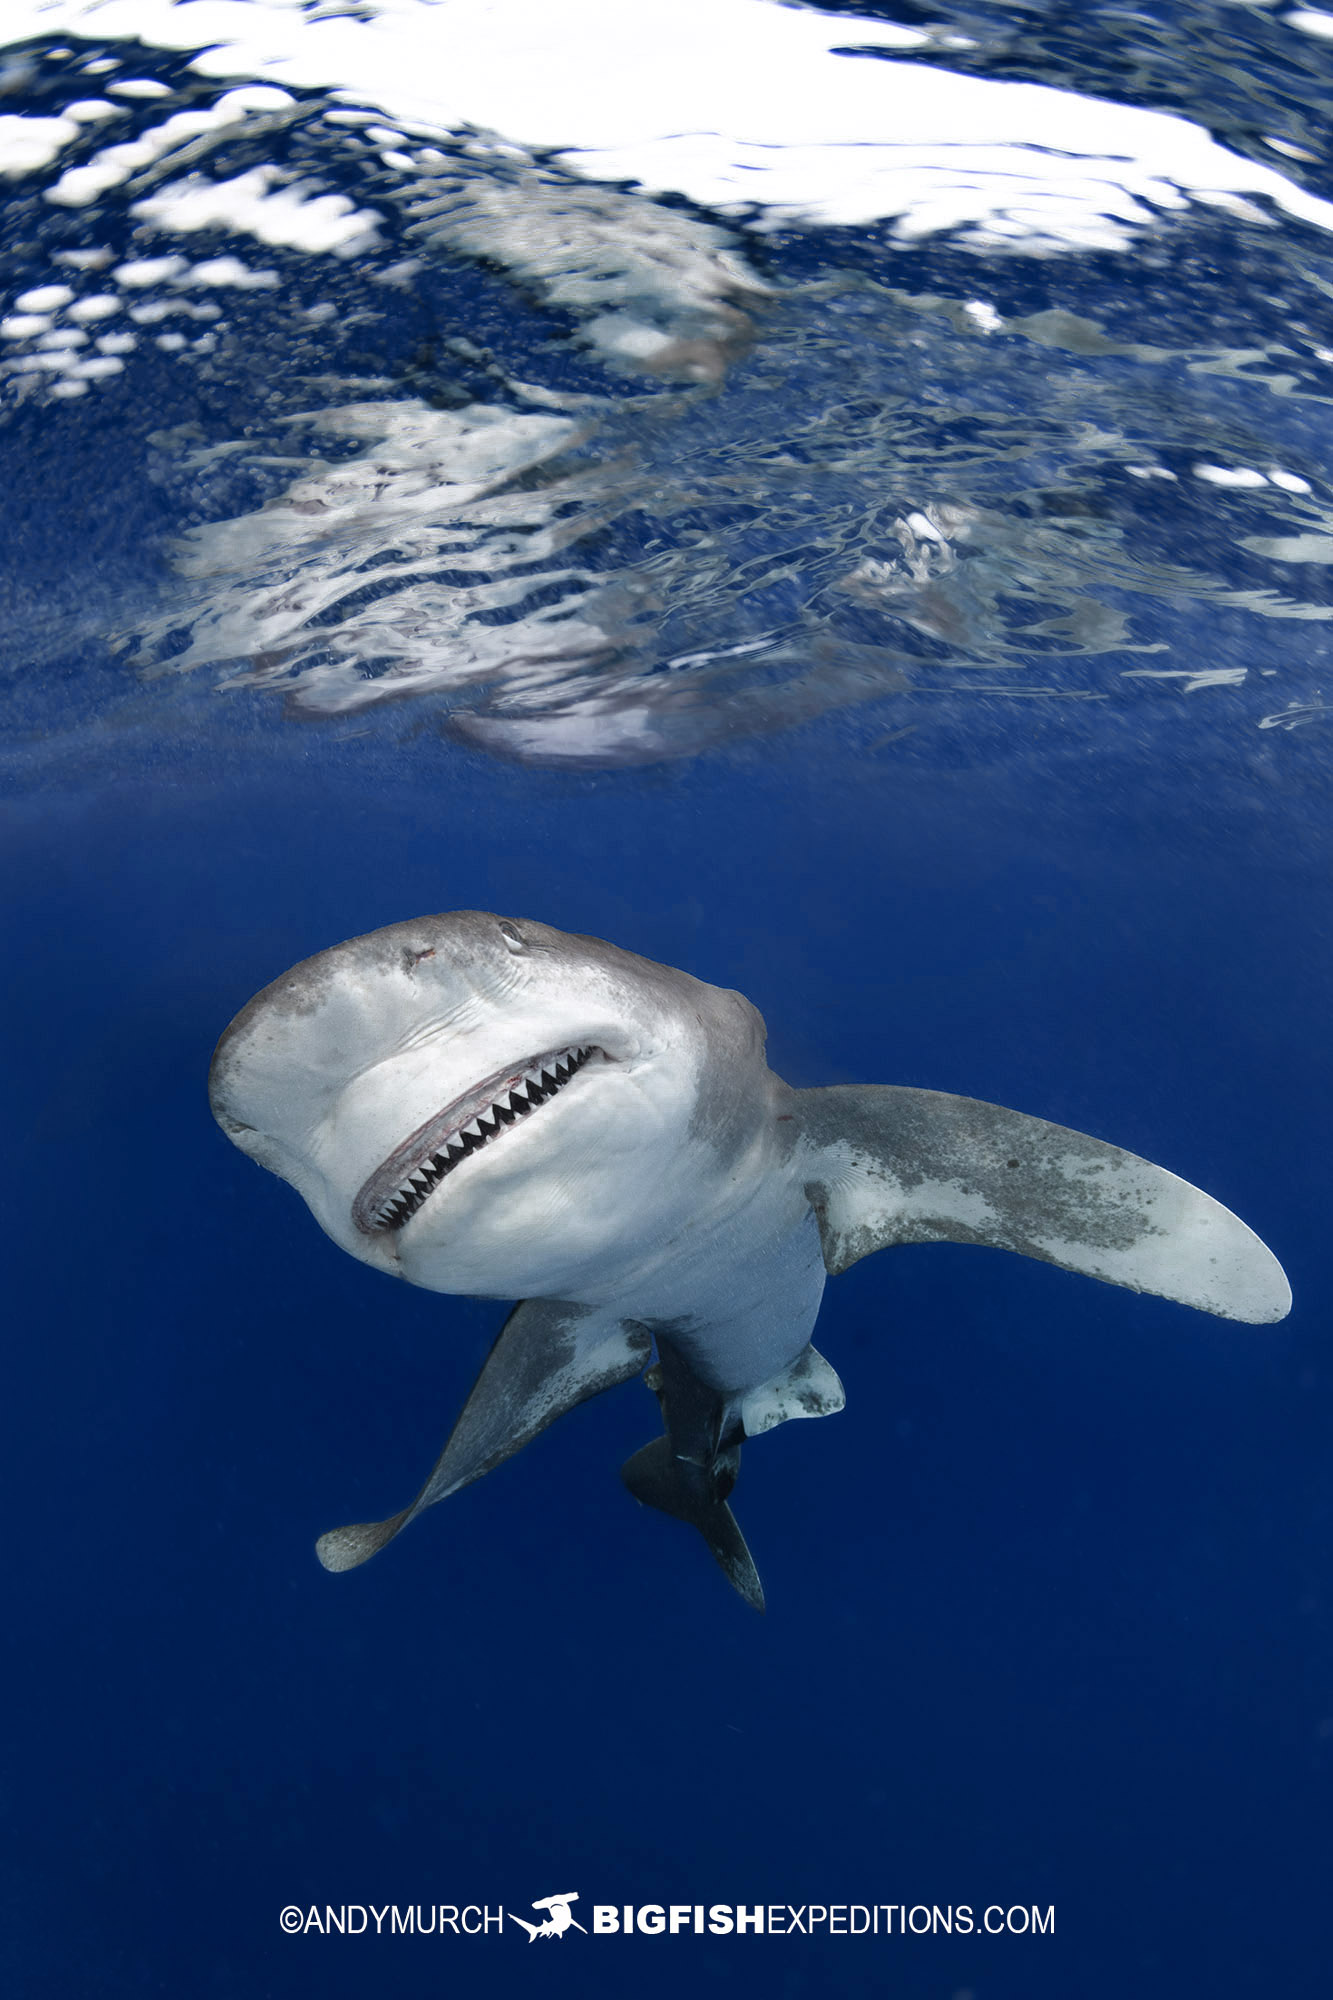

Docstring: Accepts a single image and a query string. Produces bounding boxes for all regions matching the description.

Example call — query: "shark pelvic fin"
[316,1300,651,1572]
[739,1342,845,1438]
[793,1084,1291,1324]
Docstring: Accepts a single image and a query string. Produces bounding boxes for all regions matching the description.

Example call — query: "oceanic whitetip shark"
[209,912,1291,1608]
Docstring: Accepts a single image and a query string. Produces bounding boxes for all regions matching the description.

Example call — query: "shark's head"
[209,912,773,1299]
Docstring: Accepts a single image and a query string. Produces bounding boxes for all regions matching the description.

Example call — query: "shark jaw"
[352,1042,604,1236]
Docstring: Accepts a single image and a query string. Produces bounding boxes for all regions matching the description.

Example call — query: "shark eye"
[497,921,526,955]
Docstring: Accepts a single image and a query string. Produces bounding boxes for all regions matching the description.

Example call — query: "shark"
[209,911,1291,1609]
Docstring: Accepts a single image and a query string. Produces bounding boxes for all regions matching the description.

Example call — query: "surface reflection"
[0,1,1331,767]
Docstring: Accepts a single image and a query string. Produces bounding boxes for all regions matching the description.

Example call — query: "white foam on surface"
[62,99,121,122]
[1195,464,1271,488]
[113,255,189,285]
[0,0,1328,249]
[16,284,75,312]
[1287,7,1333,41]
[0,114,81,178]
[66,294,122,320]
[131,165,381,252]
[44,88,295,207]
[183,253,280,286]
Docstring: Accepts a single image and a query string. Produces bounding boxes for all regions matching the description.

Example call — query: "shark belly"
[585,1177,827,1395]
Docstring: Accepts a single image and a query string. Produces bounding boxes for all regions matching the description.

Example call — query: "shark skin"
[209,911,1291,1608]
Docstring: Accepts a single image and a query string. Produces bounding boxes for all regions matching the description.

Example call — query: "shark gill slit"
[352,1045,599,1236]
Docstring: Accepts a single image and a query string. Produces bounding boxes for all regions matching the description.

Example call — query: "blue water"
[4,5,1333,1997]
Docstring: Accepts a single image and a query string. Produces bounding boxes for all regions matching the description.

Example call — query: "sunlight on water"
[1,0,1331,770]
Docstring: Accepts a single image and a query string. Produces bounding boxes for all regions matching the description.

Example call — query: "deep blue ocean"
[3,2,1332,1995]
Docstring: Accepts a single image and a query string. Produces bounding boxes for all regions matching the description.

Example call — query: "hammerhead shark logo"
[508,1892,586,1941]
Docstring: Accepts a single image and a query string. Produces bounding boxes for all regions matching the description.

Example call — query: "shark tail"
[621,1437,765,1613]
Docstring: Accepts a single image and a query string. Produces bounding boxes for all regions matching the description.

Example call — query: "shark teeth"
[355,1045,599,1236]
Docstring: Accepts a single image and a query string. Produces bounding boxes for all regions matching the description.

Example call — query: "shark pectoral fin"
[315,1508,412,1573]
[621,1439,765,1612]
[316,1301,651,1573]
[794,1084,1291,1325]
[738,1343,845,1439]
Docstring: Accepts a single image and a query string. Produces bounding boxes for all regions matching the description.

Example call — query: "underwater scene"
[3,1,1331,1994]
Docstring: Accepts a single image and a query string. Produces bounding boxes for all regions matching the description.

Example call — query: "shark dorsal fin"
[793,1084,1290,1325]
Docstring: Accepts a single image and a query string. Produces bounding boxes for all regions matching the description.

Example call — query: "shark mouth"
[352,1044,600,1237]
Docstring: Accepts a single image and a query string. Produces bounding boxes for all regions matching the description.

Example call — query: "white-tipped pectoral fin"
[316,1300,651,1572]
[794,1085,1291,1325]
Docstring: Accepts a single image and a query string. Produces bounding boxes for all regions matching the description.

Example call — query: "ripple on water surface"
[1,0,1332,776]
